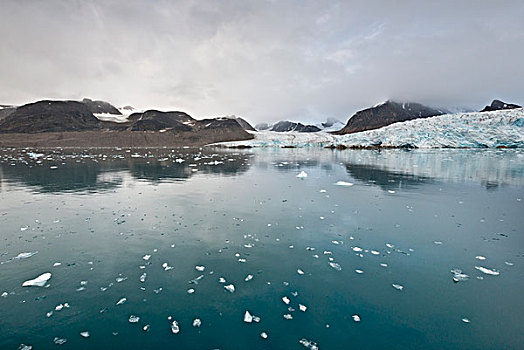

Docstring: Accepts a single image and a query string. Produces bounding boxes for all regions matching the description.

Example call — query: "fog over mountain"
[1,0,523,124]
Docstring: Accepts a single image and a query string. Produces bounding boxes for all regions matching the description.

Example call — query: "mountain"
[0,100,254,147]
[480,99,521,112]
[81,98,122,115]
[270,121,321,132]
[0,105,17,120]
[334,101,444,135]
[0,100,101,133]
[228,116,256,131]
[316,117,344,132]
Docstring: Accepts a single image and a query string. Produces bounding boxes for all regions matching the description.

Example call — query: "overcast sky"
[1,0,523,123]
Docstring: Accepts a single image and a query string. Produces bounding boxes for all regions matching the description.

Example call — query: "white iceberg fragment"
[143,324,150,331]
[282,296,290,304]
[14,251,38,259]
[129,315,140,323]
[22,272,51,287]
[283,314,293,320]
[299,338,319,350]
[392,284,404,291]
[475,256,486,260]
[195,265,205,272]
[53,337,67,345]
[139,273,147,283]
[355,269,364,274]
[116,297,127,305]
[297,269,305,275]
[261,332,268,339]
[224,284,235,293]
[335,181,353,186]
[352,314,361,322]
[171,320,180,334]
[80,331,90,338]
[244,274,253,282]
[352,247,363,252]
[142,254,151,261]
[296,171,308,178]
[299,304,307,312]
[187,288,195,294]
[244,311,253,323]
[329,262,342,271]
[475,266,500,276]
[462,318,471,323]
[192,318,201,327]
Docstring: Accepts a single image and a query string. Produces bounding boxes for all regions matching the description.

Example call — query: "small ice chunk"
[187,288,195,294]
[80,331,90,338]
[335,181,353,186]
[142,254,151,261]
[475,266,500,276]
[129,315,140,323]
[299,338,319,349]
[297,269,305,275]
[53,337,67,345]
[244,311,253,323]
[143,325,150,331]
[352,247,363,252]
[116,298,127,305]
[451,269,469,282]
[329,262,342,271]
[392,284,404,291]
[195,265,205,272]
[388,190,396,194]
[244,274,253,282]
[282,296,290,304]
[355,269,364,274]
[296,171,308,178]
[218,277,226,283]
[139,273,147,283]
[162,262,173,271]
[380,263,388,267]
[192,318,201,327]
[462,318,471,323]
[371,250,380,255]
[283,314,293,320]
[15,252,38,259]
[261,332,268,339]
[189,275,204,284]
[18,345,32,350]
[224,284,235,293]
[22,272,51,287]
[299,304,307,312]
[352,314,361,322]
[53,262,61,267]
[171,320,180,334]
[2,292,8,297]
[475,256,486,260]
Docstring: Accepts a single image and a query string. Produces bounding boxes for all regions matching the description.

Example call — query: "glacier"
[212,109,524,149]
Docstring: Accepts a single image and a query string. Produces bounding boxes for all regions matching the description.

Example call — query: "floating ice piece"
[162,262,174,271]
[352,247,363,252]
[224,284,235,293]
[387,190,396,194]
[475,266,500,276]
[296,171,308,178]
[238,258,247,263]
[371,250,380,255]
[116,298,127,305]
[80,331,90,338]
[299,304,307,312]
[282,296,290,304]
[139,273,147,283]
[187,288,195,294]
[53,262,61,267]
[1,292,8,297]
[475,256,486,260]
[53,337,67,345]
[142,254,151,261]
[18,345,32,350]
[386,243,394,248]
[129,315,140,323]
[195,265,205,272]
[14,252,38,259]
[218,277,226,283]
[22,272,51,287]
[299,338,319,350]
[380,263,388,267]
[193,318,201,327]
[335,181,353,187]
[55,303,69,311]
[297,269,305,275]
[392,284,404,291]
[505,261,514,266]
[143,325,150,331]
[283,314,293,320]
[244,311,253,323]
[352,314,361,322]
[261,332,268,339]
[462,318,471,323]
[116,276,127,283]
[245,274,253,282]
[451,269,469,282]
[329,262,342,271]
[355,269,364,274]
[171,320,180,334]
[189,275,204,284]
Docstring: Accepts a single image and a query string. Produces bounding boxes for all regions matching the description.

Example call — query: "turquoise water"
[1,148,523,349]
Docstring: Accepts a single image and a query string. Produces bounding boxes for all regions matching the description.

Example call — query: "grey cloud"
[0,0,523,124]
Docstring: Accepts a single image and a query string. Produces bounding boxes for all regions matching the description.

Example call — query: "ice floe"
[129,315,140,323]
[22,272,51,287]
[475,266,500,276]
[352,314,361,322]
[299,338,319,349]
[392,284,404,291]
[224,284,235,293]
[296,171,308,178]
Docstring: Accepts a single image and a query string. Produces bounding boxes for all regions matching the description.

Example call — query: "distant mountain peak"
[480,99,521,112]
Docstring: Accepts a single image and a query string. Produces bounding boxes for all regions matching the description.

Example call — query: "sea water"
[0,148,523,349]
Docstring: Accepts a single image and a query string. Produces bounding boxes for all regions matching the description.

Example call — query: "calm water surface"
[1,148,523,349]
